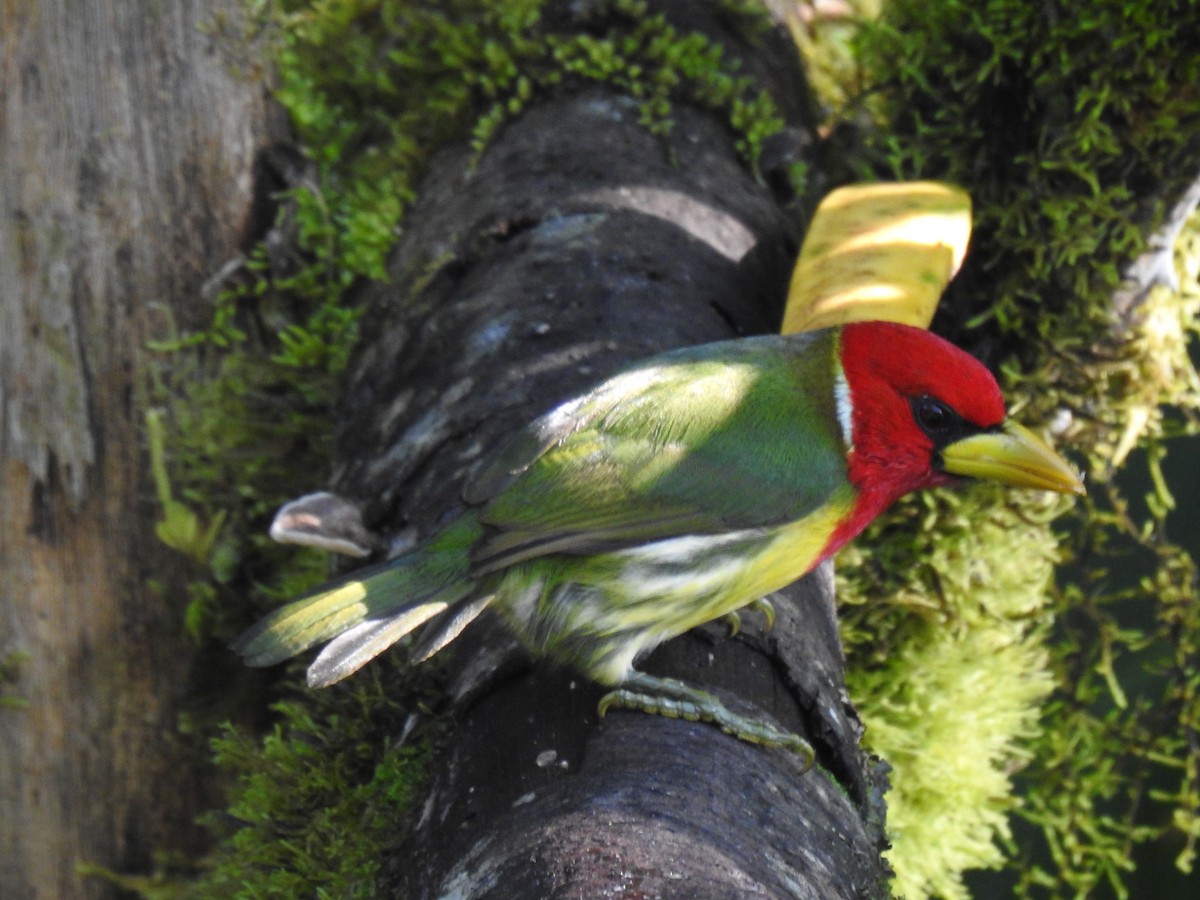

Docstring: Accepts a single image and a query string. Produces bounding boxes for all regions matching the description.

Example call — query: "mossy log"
[329,18,891,897]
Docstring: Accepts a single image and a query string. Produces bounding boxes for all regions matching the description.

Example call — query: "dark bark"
[0,2,283,895]
[326,12,891,894]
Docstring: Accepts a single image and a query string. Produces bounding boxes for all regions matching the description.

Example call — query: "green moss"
[805,1,1200,896]
[234,0,792,289]
[853,0,1200,403]
[191,664,435,898]
[147,293,348,641]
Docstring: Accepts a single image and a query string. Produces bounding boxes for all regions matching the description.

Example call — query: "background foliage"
[802,0,1200,895]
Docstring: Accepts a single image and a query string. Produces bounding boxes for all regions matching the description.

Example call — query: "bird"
[232,320,1083,763]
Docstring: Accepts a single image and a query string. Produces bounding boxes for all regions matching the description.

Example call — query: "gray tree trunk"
[0,2,282,896]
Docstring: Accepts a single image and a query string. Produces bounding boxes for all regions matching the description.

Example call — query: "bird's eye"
[915,396,955,433]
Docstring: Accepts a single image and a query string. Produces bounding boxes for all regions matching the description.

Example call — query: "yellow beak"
[941,421,1085,495]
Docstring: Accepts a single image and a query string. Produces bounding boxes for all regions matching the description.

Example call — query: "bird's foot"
[598,670,814,769]
[719,597,776,636]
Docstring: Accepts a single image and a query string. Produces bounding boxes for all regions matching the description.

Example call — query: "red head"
[822,318,1082,562]
[837,320,1006,517]
[828,318,1082,554]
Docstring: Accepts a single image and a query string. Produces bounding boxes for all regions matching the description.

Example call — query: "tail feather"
[306,585,481,687]
[231,555,465,669]
[233,515,485,678]
[410,594,493,663]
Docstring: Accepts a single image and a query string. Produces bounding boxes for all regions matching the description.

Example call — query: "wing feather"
[465,331,849,574]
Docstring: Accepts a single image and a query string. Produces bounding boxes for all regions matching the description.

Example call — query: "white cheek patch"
[834,368,854,451]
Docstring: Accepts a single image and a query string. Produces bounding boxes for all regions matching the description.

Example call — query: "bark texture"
[0,2,281,895]
[324,10,891,894]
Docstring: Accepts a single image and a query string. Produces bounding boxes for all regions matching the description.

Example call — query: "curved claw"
[722,610,742,637]
[597,692,616,718]
[749,598,776,632]
[721,599,775,638]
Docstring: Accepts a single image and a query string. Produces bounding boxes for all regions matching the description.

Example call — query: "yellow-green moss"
[838,487,1069,899]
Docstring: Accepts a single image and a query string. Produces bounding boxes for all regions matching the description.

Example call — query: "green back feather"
[466,330,849,573]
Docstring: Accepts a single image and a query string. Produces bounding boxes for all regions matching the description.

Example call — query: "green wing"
[464,330,849,574]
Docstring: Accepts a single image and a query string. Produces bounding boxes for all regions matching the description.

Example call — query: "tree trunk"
[321,8,892,896]
[0,2,281,895]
